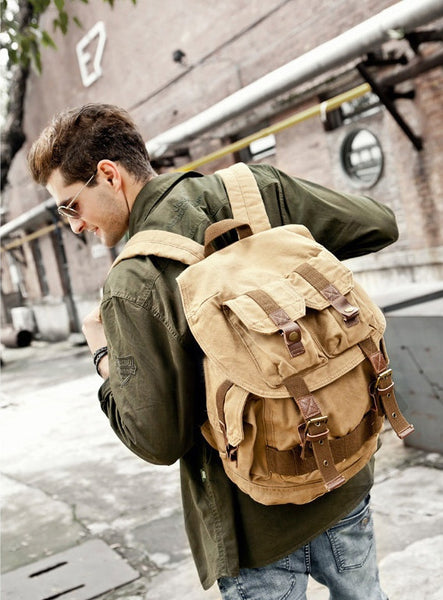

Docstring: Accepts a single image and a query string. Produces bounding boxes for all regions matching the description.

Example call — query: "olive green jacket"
[98,164,398,589]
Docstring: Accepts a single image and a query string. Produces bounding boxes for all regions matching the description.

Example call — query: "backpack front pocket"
[223,279,327,386]
[286,256,386,358]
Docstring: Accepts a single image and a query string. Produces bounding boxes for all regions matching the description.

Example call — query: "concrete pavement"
[1,339,442,599]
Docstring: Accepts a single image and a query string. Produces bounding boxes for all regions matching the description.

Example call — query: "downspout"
[147,0,443,159]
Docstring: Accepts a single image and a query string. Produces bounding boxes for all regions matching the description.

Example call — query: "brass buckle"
[306,415,328,428]
[375,368,393,390]
[305,415,329,443]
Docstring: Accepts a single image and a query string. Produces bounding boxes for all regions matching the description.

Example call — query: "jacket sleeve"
[252,165,399,260]
[98,284,203,466]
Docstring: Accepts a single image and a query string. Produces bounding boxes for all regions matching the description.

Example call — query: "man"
[29,104,396,599]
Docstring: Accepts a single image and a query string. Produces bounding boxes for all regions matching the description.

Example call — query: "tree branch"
[1,1,34,191]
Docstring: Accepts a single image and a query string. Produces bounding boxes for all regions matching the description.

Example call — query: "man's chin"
[101,232,126,248]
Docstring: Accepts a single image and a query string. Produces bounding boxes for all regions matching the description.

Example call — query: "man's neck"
[125,172,158,212]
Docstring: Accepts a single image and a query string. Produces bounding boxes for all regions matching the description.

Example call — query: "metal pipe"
[146,0,443,158]
[1,327,33,348]
[0,223,59,252]
[175,83,371,172]
[0,197,56,238]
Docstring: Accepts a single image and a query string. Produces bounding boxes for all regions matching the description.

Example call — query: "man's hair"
[28,103,154,186]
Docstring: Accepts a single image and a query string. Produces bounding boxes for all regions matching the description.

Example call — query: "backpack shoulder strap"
[111,230,205,269]
[215,162,271,234]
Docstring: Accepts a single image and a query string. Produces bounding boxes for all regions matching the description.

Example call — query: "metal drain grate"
[2,539,139,600]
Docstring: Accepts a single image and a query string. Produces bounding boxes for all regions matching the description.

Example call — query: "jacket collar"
[128,172,196,237]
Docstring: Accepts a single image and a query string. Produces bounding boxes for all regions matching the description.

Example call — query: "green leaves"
[1,0,135,74]
[41,30,56,49]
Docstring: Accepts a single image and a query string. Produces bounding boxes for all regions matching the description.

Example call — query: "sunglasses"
[57,172,96,219]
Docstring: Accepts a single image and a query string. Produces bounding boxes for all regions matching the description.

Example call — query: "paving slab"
[1,474,87,573]
[1,340,443,600]
[379,535,443,600]
[2,539,139,600]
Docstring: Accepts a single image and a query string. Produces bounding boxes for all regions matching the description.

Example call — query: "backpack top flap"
[176,223,386,397]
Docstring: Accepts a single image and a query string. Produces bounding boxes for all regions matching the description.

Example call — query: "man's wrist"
[93,346,108,376]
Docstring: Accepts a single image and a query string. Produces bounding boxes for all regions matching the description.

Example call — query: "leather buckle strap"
[284,374,345,492]
[359,338,414,440]
[374,368,414,439]
[299,415,329,460]
[376,368,393,390]
[266,410,383,478]
[279,320,305,357]
[304,415,329,445]
[295,263,360,327]
[245,289,305,358]
[304,415,345,491]
[306,415,329,429]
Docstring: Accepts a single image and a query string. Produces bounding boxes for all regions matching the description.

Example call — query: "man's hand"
[82,305,109,379]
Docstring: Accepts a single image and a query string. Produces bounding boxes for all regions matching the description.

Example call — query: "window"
[247,134,276,161]
[321,92,382,131]
[340,129,383,188]
[236,132,276,163]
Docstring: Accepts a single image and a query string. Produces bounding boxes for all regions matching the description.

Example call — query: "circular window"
[341,129,383,188]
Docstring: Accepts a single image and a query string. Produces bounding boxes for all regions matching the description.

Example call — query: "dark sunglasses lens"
[58,206,79,218]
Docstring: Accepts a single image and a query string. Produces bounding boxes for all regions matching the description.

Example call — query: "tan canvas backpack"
[113,162,414,505]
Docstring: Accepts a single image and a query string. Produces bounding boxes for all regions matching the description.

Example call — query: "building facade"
[1,0,442,339]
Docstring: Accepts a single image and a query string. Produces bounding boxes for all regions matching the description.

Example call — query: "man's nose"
[69,218,86,234]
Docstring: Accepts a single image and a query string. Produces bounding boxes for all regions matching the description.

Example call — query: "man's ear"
[96,160,121,190]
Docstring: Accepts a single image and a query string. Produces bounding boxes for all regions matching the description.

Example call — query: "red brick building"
[1,0,442,339]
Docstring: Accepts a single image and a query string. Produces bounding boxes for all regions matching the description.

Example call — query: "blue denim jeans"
[217,495,388,600]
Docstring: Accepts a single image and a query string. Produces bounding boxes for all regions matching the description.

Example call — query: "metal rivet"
[392,412,397,418]
[288,330,301,342]
[319,440,324,445]
[323,460,329,466]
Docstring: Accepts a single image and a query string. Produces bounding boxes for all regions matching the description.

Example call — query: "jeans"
[217,495,388,600]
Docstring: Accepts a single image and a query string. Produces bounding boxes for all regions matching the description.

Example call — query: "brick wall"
[1,0,442,330]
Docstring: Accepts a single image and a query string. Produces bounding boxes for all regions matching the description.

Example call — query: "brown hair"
[28,103,154,186]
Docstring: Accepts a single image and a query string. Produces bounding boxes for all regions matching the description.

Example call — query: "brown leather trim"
[282,373,346,490]
[203,219,252,257]
[359,338,414,439]
[245,289,281,316]
[295,262,360,326]
[216,380,233,439]
[245,289,305,357]
[266,410,382,477]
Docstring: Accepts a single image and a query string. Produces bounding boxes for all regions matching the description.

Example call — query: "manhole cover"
[2,539,139,600]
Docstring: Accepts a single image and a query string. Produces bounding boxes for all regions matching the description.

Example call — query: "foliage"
[0,0,135,73]
[0,0,136,191]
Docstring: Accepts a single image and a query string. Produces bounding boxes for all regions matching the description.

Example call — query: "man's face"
[47,167,129,247]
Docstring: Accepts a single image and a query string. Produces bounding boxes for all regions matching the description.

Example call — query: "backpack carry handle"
[204,219,253,257]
